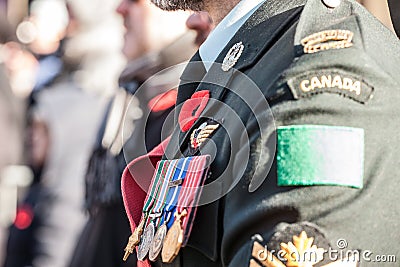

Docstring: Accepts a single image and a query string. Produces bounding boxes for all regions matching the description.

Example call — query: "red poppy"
[148,90,177,112]
[14,205,34,230]
[178,90,210,132]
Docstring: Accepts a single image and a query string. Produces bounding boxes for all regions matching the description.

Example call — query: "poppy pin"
[178,90,210,132]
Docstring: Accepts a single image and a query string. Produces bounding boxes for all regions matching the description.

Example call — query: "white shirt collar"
[199,0,267,71]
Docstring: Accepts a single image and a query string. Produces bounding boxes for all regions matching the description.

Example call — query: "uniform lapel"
[164,52,206,159]
[176,51,206,107]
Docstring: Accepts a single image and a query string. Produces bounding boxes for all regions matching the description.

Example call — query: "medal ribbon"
[142,160,170,225]
[150,160,178,226]
[160,157,191,228]
[177,156,208,225]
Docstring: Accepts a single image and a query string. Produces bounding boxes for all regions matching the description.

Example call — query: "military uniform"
[122,0,400,266]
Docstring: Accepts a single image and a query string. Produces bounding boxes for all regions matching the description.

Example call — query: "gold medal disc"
[161,210,187,263]
[161,219,183,263]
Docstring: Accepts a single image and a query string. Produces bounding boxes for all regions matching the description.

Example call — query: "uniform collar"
[199,0,307,72]
[168,1,306,159]
[199,0,267,71]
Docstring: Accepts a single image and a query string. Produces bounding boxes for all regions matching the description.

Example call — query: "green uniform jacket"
[157,0,400,266]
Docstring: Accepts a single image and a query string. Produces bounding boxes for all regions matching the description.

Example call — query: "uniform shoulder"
[291,0,400,84]
[272,0,400,104]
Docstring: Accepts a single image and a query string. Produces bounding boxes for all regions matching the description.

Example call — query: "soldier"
[122,0,400,266]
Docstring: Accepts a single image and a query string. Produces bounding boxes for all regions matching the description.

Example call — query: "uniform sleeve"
[223,33,400,267]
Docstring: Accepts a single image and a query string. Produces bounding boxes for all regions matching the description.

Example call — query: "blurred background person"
[26,1,124,267]
[0,16,25,192]
[0,14,31,267]
[68,2,214,267]
[2,0,124,266]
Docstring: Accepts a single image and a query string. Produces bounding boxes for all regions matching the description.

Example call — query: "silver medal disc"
[149,224,168,261]
[137,223,155,261]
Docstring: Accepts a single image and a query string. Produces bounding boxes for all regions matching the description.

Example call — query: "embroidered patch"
[287,70,374,104]
[277,125,364,188]
[301,30,354,54]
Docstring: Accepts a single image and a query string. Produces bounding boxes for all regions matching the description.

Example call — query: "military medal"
[135,160,170,261]
[123,216,145,261]
[137,222,155,261]
[222,41,244,71]
[161,156,211,263]
[149,157,191,261]
[161,209,187,263]
[149,223,167,261]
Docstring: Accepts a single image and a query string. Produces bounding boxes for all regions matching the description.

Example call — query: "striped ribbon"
[177,156,209,226]
[151,160,178,226]
[142,160,170,225]
[160,157,191,228]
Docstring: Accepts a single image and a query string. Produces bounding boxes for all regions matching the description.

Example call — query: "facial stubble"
[150,0,205,11]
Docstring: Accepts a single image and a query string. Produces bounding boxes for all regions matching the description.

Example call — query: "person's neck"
[204,0,241,25]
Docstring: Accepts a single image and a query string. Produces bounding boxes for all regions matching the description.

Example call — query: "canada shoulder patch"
[287,69,374,104]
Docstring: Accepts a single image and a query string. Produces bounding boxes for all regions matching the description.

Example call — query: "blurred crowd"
[0,0,394,267]
[0,0,124,266]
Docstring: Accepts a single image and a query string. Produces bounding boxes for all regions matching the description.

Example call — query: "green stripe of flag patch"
[277,125,364,189]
